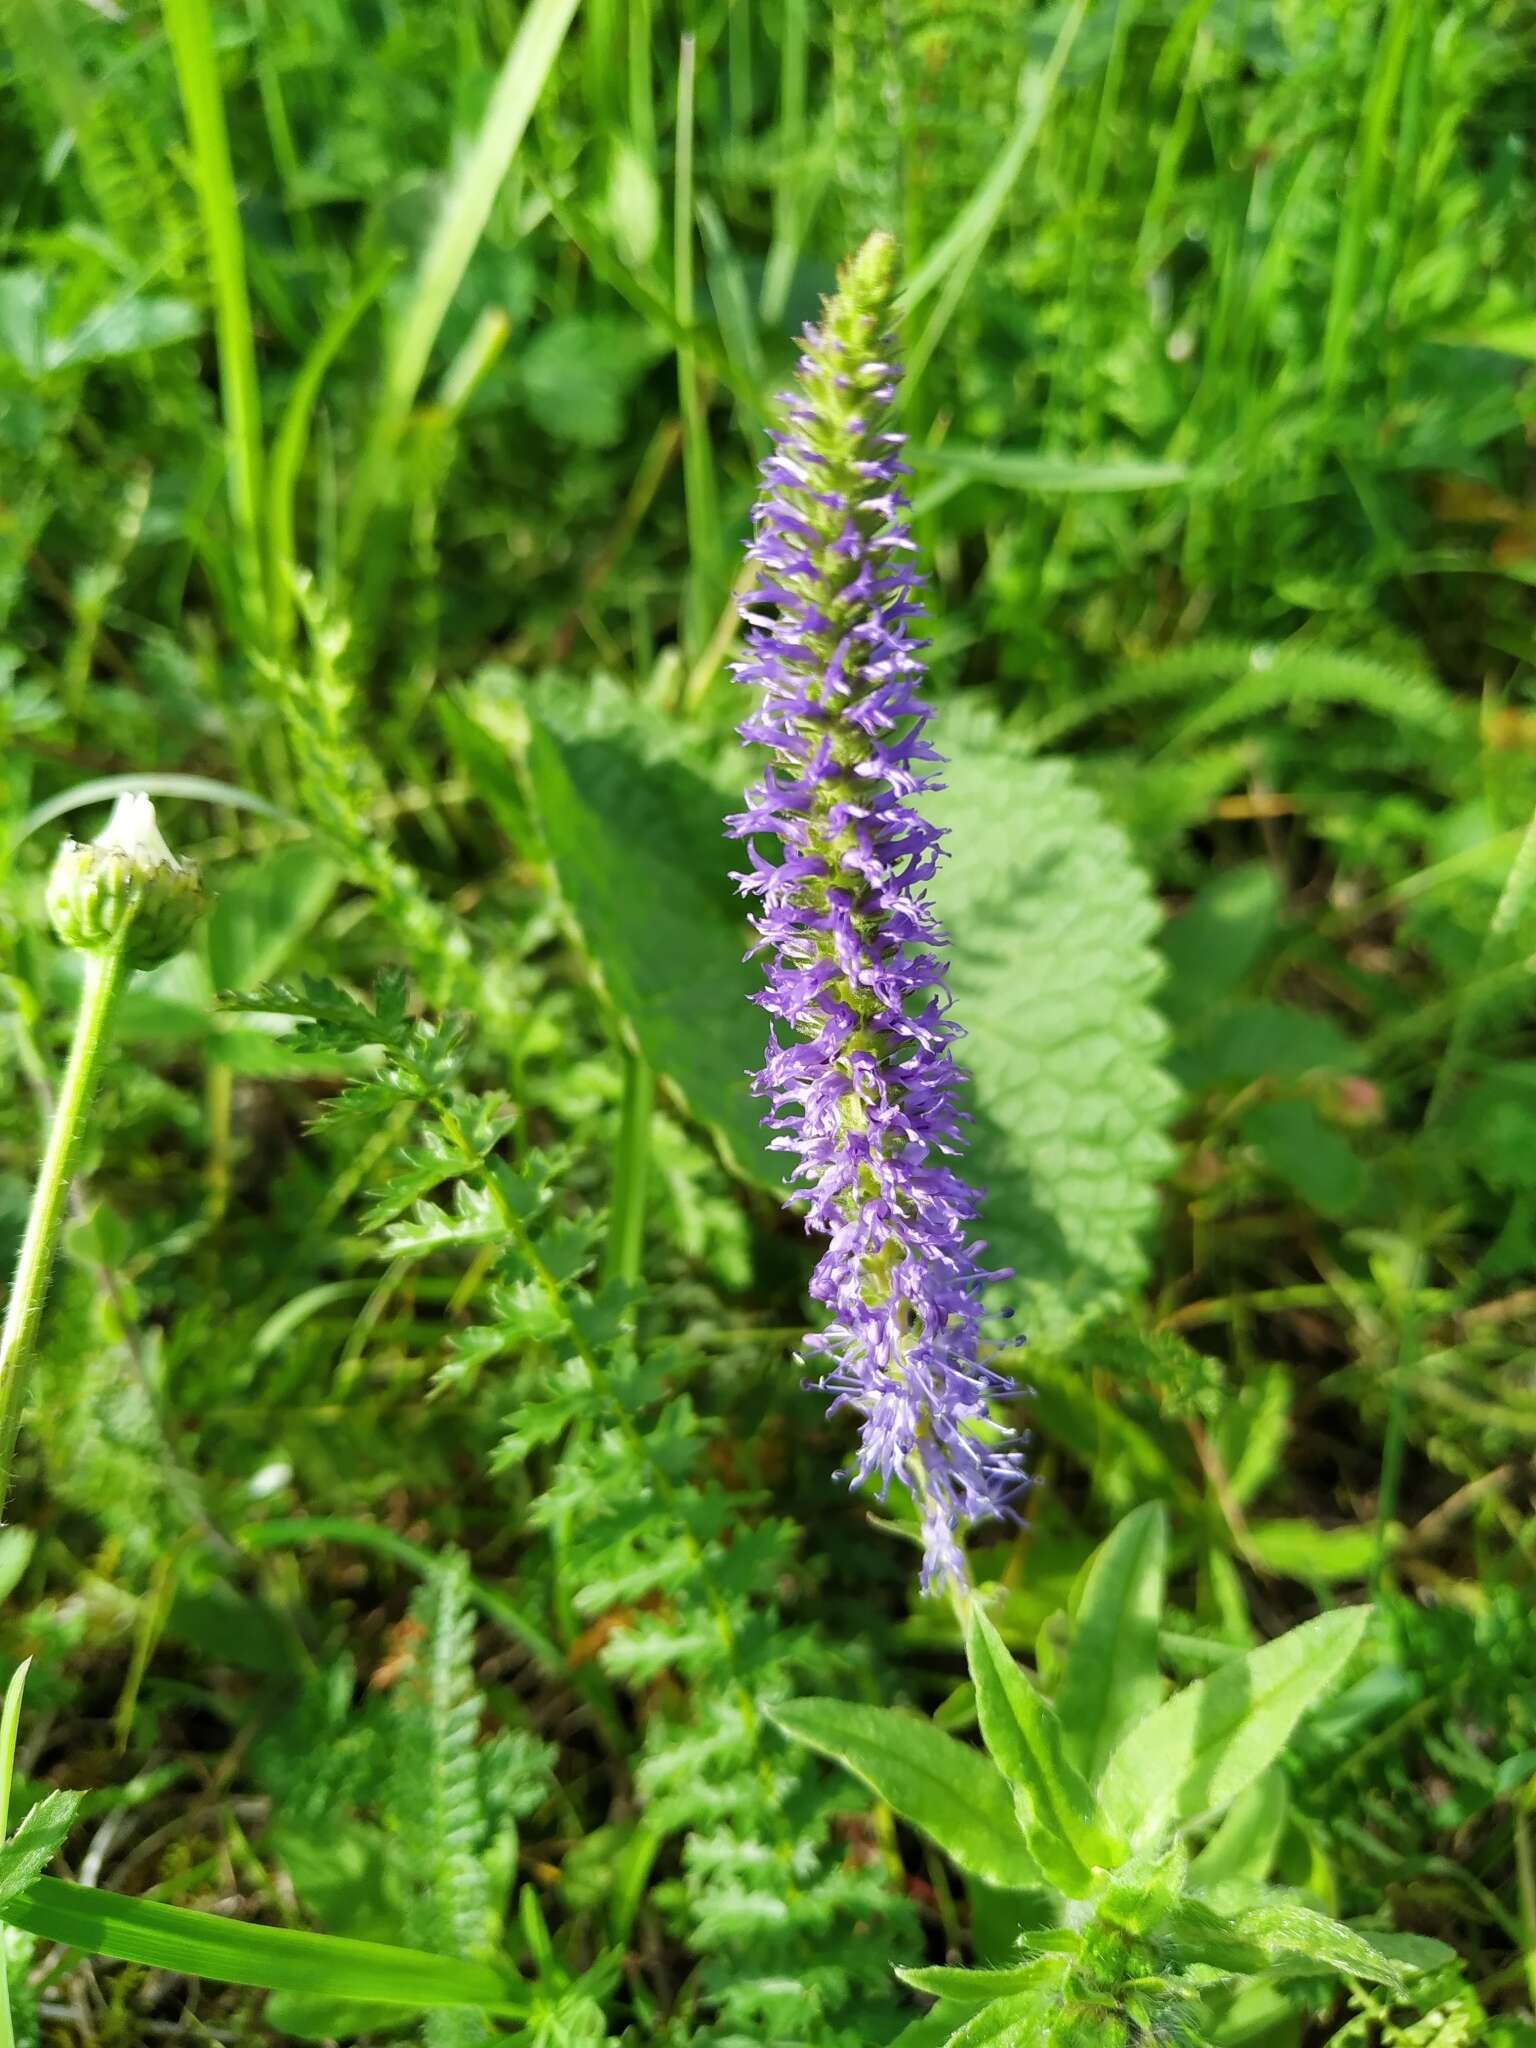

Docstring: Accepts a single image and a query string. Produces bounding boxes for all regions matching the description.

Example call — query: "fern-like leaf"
[389,1554,498,2046]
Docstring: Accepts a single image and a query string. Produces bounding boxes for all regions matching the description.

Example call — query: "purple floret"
[725,233,1026,1588]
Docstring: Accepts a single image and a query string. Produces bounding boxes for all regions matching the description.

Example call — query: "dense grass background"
[3,0,1536,2041]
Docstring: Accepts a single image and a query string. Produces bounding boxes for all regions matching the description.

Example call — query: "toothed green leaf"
[928,706,1177,1333]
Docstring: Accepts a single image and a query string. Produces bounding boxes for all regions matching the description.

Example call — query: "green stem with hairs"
[0,943,131,1515]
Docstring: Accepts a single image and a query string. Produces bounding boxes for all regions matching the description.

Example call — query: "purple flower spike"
[726,232,1026,1590]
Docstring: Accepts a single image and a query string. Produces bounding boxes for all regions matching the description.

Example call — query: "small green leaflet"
[0,1792,83,1910]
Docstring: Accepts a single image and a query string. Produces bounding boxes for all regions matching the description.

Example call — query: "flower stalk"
[0,945,130,1507]
[0,796,202,1516]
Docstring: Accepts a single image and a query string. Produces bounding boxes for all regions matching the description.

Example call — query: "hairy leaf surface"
[477,679,776,1183]
[929,705,1177,1327]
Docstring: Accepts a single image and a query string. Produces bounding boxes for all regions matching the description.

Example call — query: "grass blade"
[899,0,1087,392]
[160,0,268,642]
[269,258,395,649]
[344,0,581,561]
[603,1045,654,1288]
[674,32,722,659]
[1321,0,1416,402]
[0,1663,30,1847]
[759,0,807,325]
[2,1877,527,2015]
[17,775,293,846]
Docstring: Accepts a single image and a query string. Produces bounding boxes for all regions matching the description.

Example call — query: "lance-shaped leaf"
[768,1698,1040,1891]
[1099,1607,1369,1842]
[1227,1900,1414,1988]
[1058,1501,1167,1785]
[965,1608,1126,1894]
[943,1986,1065,2047]
[1190,1768,1289,1888]
[897,1957,1068,2004]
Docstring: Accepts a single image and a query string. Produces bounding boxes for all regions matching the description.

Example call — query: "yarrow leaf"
[223,970,413,1056]
[380,1183,502,1260]
[0,1791,82,1909]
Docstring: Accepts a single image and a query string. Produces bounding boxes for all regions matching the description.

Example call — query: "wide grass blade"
[2,1877,528,2016]
[344,0,581,562]
[674,32,722,660]
[759,0,807,325]
[898,0,1087,392]
[17,775,293,846]
[268,258,395,649]
[160,0,268,642]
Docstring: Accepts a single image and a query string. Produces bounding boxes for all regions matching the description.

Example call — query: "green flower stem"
[0,941,130,1515]
[603,1045,654,1290]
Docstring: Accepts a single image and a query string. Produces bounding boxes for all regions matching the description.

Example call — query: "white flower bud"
[46,793,204,967]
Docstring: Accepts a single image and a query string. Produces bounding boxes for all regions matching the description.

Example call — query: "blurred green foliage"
[1,0,1536,2041]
